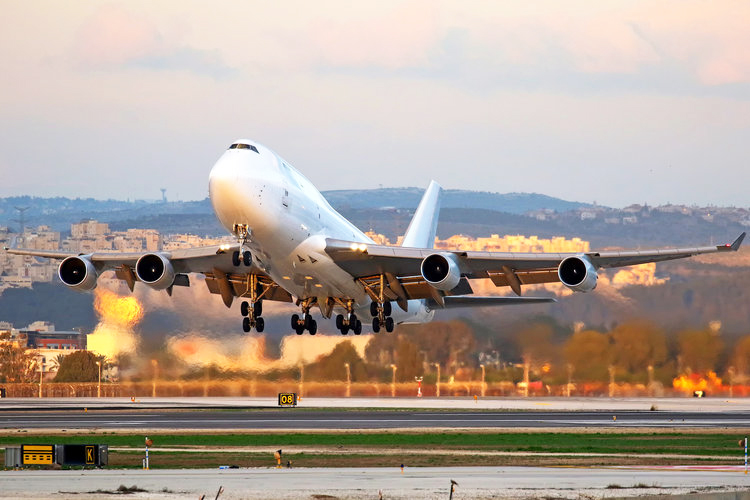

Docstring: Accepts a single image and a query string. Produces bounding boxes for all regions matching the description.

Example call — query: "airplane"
[4,139,746,336]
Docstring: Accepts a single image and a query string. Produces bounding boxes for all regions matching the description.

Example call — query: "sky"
[1,1,749,207]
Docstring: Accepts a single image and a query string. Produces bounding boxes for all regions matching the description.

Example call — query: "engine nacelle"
[421,252,462,291]
[558,255,598,292]
[58,256,98,291]
[135,253,175,290]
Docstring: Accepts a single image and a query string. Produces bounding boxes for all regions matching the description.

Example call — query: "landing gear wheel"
[385,317,394,333]
[370,302,378,317]
[372,317,380,333]
[242,317,251,333]
[304,314,313,330]
[353,320,362,335]
[335,314,344,330]
[383,301,392,316]
[243,250,252,266]
[309,319,317,335]
[295,326,304,335]
[349,314,358,326]
[253,301,262,316]
[241,301,249,317]
[291,314,300,331]
[255,317,264,332]
[232,251,241,267]
[341,325,349,335]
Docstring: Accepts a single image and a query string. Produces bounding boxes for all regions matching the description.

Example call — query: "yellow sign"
[278,393,297,407]
[22,445,54,465]
[85,446,95,464]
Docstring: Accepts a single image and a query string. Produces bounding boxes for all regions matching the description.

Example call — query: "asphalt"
[1,408,750,430]
[1,466,749,499]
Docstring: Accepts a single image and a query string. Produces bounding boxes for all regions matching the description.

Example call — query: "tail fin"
[401,180,442,249]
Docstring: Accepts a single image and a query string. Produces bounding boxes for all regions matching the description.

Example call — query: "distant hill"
[322,188,590,213]
[0,190,590,234]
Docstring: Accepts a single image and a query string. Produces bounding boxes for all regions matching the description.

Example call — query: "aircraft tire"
[242,317,251,333]
[254,301,262,316]
[335,314,344,329]
[353,320,362,335]
[383,301,392,316]
[341,325,349,335]
[372,317,380,333]
[309,320,317,335]
[385,317,394,333]
[232,251,241,267]
[370,302,378,317]
[243,250,252,266]
[295,327,304,335]
[291,314,299,330]
[241,301,249,317]
[255,317,264,332]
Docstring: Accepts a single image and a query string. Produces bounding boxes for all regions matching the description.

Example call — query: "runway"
[2,408,750,431]
[1,466,749,499]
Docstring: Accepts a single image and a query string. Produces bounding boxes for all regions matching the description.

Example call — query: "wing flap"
[426,296,556,309]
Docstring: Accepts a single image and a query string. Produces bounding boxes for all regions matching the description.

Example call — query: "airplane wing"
[3,244,293,307]
[324,232,746,306]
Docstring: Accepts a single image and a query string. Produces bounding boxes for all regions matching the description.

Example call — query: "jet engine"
[558,255,598,292]
[421,252,461,291]
[58,256,98,291]
[135,253,175,290]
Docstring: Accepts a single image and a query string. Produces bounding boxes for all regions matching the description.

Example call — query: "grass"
[3,431,747,468]
[0,432,744,456]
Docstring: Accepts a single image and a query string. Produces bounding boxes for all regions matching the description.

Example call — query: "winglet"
[731,232,746,251]
[718,232,745,251]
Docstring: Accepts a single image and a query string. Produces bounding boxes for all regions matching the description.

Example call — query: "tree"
[610,320,667,380]
[730,335,750,377]
[563,329,612,382]
[306,341,368,381]
[516,323,558,368]
[53,351,101,382]
[0,332,36,383]
[677,329,724,374]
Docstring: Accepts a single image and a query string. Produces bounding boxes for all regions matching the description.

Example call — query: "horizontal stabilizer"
[426,295,556,309]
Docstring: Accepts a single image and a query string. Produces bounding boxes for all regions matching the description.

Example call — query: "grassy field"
[3,431,748,468]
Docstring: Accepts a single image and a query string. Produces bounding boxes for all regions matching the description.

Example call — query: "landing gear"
[370,299,394,333]
[232,250,253,267]
[241,300,265,332]
[292,300,318,335]
[336,301,361,335]
[371,315,394,333]
[239,274,265,333]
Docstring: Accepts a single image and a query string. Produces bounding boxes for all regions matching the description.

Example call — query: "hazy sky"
[1,1,749,207]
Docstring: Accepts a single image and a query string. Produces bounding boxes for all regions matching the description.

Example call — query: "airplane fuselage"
[208,139,433,323]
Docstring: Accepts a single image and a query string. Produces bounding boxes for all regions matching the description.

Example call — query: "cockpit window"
[229,143,259,153]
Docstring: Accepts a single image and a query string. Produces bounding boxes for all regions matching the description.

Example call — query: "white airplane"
[5,139,745,335]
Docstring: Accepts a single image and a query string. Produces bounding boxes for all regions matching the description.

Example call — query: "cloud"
[71,5,236,79]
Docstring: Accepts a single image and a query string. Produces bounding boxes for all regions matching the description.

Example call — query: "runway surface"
[5,396,750,411]
[1,466,749,499]
[2,408,750,430]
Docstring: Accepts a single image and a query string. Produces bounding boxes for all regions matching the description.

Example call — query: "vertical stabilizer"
[401,180,442,249]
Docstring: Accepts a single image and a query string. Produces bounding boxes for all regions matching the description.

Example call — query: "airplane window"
[228,143,259,153]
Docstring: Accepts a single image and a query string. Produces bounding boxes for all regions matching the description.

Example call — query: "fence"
[2,380,748,398]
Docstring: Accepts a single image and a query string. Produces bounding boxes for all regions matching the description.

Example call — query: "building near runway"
[1,321,87,376]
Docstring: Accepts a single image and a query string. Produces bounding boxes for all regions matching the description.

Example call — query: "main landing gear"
[370,300,394,333]
[241,275,265,333]
[334,300,361,335]
[292,299,318,335]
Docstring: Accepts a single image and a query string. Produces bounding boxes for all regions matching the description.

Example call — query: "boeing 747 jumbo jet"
[5,139,745,335]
